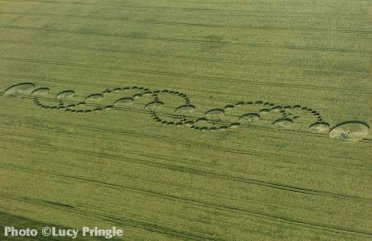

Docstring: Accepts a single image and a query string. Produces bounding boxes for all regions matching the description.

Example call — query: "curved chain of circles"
[3,83,370,141]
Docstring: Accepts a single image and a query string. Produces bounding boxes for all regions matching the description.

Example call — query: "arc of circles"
[2,82,370,141]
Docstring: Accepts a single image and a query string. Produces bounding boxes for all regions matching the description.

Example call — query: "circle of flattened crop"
[239,113,260,122]
[104,105,114,110]
[133,93,143,99]
[229,122,241,128]
[259,108,270,115]
[219,126,228,131]
[56,90,75,100]
[235,101,245,107]
[114,97,134,106]
[196,117,208,123]
[205,108,225,116]
[4,83,35,96]
[175,104,195,114]
[329,121,370,141]
[272,118,293,128]
[184,120,195,126]
[31,87,50,96]
[271,106,283,112]
[224,105,235,111]
[145,101,164,110]
[309,122,330,133]
[112,87,122,93]
[85,93,104,102]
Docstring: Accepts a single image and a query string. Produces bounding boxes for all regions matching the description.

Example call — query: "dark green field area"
[0,0,371,240]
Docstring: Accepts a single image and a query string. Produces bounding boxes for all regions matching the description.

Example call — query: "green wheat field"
[0,0,371,240]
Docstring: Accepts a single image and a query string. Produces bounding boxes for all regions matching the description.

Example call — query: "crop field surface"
[0,0,371,240]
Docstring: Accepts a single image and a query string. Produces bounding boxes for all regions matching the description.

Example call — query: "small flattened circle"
[175,104,196,115]
[85,93,104,103]
[309,122,330,133]
[272,118,293,128]
[114,97,134,106]
[56,90,75,100]
[205,108,225,117]
[239,113,260,122]
[31,87,50,96]
[145,101,164,111]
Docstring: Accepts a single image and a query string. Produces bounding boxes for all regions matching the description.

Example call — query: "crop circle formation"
[3,82,370,141]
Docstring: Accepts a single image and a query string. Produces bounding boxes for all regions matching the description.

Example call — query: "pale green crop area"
[0,0,371,240]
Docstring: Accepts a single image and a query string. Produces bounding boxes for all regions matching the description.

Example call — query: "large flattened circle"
[329,121,370,141]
